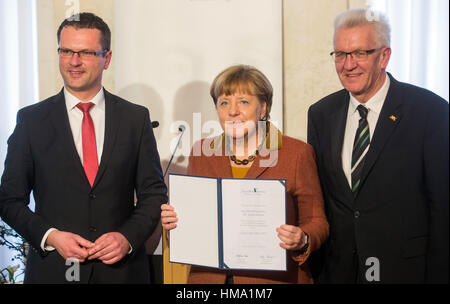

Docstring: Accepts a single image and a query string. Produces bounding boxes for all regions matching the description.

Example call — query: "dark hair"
[57,12,111,51]
[210,65,273,120]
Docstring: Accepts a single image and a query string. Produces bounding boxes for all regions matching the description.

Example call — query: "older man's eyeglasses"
[330,48,382,63]
[58,48,108,59]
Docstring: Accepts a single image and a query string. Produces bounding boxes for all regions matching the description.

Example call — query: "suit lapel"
[358,75,403,189]
[48,89,91,187]
[92,89,121,188]
[329,93,353,197]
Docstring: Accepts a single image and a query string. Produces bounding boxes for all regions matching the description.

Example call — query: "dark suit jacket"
[185,126,329,284]
[0,89,168,283]
[307,74,449,283]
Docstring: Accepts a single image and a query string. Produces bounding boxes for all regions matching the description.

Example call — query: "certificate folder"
[168,173,287,272]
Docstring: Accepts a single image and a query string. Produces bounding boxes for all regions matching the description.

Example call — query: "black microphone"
[151,121,159,128]
[163,124,186,178]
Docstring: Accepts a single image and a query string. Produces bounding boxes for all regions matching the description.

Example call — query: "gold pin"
[389,115,397,122]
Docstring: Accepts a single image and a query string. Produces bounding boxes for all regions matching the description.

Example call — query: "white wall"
[114,0,283,167]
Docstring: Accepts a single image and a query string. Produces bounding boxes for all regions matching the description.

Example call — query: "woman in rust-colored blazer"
[161,65,329,284]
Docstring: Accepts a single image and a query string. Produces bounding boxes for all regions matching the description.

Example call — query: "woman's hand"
[161,204,178,230]
[276,224,307,251]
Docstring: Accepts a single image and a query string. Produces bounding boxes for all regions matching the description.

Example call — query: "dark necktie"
[351,105,370,194]
[76,102,98,187]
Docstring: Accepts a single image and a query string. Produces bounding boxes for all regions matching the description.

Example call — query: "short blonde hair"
[334,8,391,47]
[210,64,273,120]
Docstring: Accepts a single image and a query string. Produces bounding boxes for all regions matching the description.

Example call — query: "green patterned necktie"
[351,105,370,194]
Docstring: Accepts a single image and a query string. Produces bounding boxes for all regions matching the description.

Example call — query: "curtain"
[371,0,449,101]
[0,0,38,281]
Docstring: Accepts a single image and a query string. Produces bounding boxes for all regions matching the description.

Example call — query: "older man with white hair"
[308,8,448,283]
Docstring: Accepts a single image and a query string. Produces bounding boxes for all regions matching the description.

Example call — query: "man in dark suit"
[308,8,448,283]
[0,13,167,283]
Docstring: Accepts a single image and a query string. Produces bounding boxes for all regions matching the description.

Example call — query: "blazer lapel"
[92,89,121,188]
[213,154,233,179]
[245,153,272,179]
[48,89,91,187]
[245,122,281,179]
[358,75,403,189]
[204,134,233,178]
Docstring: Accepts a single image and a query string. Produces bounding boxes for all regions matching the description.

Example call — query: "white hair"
[334,8,391,47]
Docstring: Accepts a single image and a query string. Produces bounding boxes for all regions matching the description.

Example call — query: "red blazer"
[186,126,329,284]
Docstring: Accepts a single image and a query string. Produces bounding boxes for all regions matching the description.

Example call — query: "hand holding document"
[168,174,287,271]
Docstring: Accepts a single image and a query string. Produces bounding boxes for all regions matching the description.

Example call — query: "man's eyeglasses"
[57,48,108,59]
[330,47,383,63]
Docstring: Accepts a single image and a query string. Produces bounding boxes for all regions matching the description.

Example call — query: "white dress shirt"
[341,75,390,188]
[40,87,105,251]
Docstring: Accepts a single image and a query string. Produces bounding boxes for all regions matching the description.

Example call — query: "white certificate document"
[169,174,286,271]
[221,179,286,271]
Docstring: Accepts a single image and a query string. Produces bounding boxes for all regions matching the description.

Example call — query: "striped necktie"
[351,105,370,194]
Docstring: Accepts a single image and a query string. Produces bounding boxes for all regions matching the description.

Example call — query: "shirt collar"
[64,87,105,112]
[349,74,390,116]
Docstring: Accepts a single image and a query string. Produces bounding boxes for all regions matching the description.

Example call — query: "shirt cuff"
[41,228,58,252]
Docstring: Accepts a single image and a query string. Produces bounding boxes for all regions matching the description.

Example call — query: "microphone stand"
[163,125,186,178]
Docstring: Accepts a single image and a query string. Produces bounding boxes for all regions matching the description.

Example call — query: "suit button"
[89,226,97,232]
[89,193,96,199]
[354,211,360,218]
